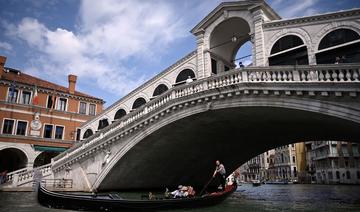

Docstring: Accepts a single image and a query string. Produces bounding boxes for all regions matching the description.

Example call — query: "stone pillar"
[251,8,266,66]
[196,33,205,79]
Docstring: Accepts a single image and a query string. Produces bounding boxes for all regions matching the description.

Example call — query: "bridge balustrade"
[52,64,360,170]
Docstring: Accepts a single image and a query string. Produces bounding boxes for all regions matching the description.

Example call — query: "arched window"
[269,35,308,65]
[316,28,360,64]
[98,118,109,130]
[0,148,28,172]
[83,129,93,139]
[114,109,126,120]
[175,69,195,86]
[153,84,168,97]
[132,97,146,110]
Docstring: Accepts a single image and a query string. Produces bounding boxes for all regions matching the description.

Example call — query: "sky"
[1,0,359,107]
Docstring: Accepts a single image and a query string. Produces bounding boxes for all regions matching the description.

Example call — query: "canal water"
[0,184,359,211]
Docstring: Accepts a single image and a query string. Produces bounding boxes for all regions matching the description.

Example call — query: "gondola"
[37,182,237,211]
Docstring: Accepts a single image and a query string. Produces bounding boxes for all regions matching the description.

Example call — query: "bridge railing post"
[292,70,300,81]
[242,71,248,82]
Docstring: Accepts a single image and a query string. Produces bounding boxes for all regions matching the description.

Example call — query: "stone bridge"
[3,0,360,191]
[51,64,360,191]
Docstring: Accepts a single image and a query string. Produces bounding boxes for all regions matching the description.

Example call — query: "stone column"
[251,8,266,66]
[196,33,205,79]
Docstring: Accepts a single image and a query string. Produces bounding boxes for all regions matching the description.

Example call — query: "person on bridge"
[213,160,226,191]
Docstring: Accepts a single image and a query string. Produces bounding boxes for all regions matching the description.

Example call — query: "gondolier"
[213,160,226,191]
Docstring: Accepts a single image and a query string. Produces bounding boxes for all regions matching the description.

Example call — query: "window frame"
[56,97,68,111]
[2,118,16,135]
[89,103,97,116]
[54,125,65,140]
[15,120,28,136]
[7,87,19,103]
[79,101,87,115]
[43,123,54,139]
[46,94,57,109]
[20,90,32,105]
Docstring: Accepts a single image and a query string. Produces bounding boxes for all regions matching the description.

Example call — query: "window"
[21,91,31,104]
[76,129,81,141]
[292,156,296,163]
[175,69,196,85]
[79,102,87,114]
[224,65,230,72]
[2,119,15,134]
[328,171,333,180]
[346,171,351,179]
[16,121,27,136]
[44,124,53,138]
[89,104,96,115]
[336,171,340,179]
[55,126,64,139]
[47,95,56,109]
[7,87,18,103]
[211,58,217,74]
[57,98,67,111]
[357,171,360,179]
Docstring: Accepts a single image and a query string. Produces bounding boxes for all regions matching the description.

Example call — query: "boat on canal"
[265,179,289,185]
[37,182,237,211]
[252,180,261,187]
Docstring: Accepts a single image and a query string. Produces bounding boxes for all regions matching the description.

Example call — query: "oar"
[199,175,214,196]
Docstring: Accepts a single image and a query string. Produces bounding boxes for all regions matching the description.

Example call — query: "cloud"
[4,0,188,97]
[0,41,13,51]
[270,0,320,18]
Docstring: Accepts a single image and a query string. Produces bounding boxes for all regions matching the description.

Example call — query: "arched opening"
[234,41,253,68]
[316,28,360,64]
[114,109,127,120]
[83,128,93,139]
[153,84,169,97]
[209,17,251,74]
[33,151,60,167]
[132,97,146,110]
[0,148,28,172]
[269,35,308,65]
[98,118,109,130]
[175,69,196,86]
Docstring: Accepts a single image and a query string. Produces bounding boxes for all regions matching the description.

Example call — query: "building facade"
[273,144,298,181]
[0,56,104,173]
[310,141,360,184]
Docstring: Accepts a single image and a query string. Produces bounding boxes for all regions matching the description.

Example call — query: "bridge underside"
[98,106,360,191]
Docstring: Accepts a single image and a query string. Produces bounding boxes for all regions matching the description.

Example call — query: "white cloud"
[5,0,188,97]
[0,41,13,51]
[271,0,320,18]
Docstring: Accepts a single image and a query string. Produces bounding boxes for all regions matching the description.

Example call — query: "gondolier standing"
[213,160,226,191]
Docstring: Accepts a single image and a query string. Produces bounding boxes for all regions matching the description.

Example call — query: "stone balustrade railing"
[52,64,360,168]
[3,164,53,187]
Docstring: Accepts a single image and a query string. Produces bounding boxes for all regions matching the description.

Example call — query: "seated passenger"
[171,185,185,198]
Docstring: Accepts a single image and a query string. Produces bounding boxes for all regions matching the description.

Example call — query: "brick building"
[0,56,104,173]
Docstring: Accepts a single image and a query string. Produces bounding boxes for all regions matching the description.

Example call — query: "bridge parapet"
[1,163,53,189]
[52,64,360,173]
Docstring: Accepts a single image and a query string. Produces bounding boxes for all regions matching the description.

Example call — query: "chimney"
[68,74,77,94]
[0,56,7,79]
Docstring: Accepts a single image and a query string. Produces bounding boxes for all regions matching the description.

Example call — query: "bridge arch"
[175,69,196,85]
[98,118,109,130]
[208,17,252,73]
[0,147,28,172]
[94,95,360,190]
[268,34,309,66]
[83,128,94,139]
[152,84,169,97]
[132,97,147,110]
[34,151,59,167]
[114,108,127,120]
[315,27,360,64]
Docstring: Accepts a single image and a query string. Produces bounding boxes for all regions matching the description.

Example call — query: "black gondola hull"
[37,183,237,211]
